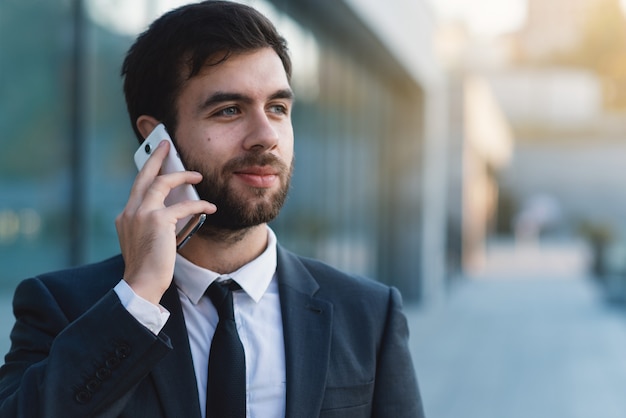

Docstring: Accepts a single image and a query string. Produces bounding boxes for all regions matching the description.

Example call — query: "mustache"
[222,152,290,175]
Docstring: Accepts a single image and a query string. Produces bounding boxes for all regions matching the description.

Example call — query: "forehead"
[179,48,291,101]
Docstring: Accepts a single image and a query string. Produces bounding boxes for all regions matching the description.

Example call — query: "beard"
[181,150,293,236]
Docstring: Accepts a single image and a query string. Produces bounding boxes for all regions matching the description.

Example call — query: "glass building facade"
[0,0,431,301]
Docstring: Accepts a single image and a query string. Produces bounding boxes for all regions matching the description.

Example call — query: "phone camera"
[144,143,151,154]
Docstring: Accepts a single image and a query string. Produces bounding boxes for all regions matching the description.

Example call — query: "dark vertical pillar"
[69,0,87,266]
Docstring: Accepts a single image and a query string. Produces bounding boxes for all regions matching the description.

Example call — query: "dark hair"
[121,0,292,142]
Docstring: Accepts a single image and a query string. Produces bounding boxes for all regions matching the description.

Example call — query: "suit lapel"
[150,283,202,418]
[277,247,333,418]
[146,248,334,418]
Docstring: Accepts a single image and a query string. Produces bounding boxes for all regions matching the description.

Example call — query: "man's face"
[173,47,294,232]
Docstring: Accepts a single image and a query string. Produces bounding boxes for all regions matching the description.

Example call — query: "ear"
[136,115,161,139]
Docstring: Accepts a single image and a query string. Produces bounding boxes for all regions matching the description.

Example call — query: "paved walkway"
[406,241,626,418]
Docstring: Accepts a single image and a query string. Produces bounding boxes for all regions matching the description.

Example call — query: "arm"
[372,287,426,418]
[0,277,172,418]
[0,129,215,418]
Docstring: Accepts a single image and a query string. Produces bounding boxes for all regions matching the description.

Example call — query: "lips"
[233,166,280,188]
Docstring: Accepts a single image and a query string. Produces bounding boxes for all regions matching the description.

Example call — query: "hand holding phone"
[134,123,207,249]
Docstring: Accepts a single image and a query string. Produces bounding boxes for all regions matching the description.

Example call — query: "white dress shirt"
[114,227,286,418]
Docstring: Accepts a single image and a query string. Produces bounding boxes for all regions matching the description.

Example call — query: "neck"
[177,224,269,274]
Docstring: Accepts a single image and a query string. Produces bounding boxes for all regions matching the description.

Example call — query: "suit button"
[86,378,101,392]
[115,343,131,359]
[105,356,121,369]
[75,388,91,404]
[96,367,112,380]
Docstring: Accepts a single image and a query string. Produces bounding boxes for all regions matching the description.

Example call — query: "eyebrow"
[198,88,295,113]
[270,88,295,101]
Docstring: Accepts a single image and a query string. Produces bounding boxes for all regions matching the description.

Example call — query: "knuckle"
[118,209,134,223]
[134,205,153,220]
[115,213,126,227]
[136,206,166,226]
[152,175,170,188]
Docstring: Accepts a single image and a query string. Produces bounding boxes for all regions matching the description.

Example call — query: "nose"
[243,109,280,151]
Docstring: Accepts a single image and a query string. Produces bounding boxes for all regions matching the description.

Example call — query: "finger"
[158,199,218,223]
[126,141,171,211]
[140,171,205,208]
[138,140,170,178]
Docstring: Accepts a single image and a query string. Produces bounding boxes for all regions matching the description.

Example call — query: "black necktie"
[206,280,246,418]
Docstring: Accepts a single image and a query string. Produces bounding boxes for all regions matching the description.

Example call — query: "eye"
[268,103,289,115]
[215,106,240,117]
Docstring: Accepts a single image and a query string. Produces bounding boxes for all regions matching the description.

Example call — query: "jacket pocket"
[319,380,374,416]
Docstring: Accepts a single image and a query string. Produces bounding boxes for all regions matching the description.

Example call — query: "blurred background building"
[3,0,626,300]
[436,0,626,279]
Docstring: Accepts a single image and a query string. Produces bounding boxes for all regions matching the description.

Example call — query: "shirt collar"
[174,227,277,305]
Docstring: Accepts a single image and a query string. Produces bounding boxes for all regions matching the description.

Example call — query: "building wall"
[519,0,596,59]
[489,69,602,127]
[499,137,626,240]
[264,0,445,301]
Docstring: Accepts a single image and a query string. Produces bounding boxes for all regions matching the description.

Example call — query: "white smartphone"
[134,123,207,249]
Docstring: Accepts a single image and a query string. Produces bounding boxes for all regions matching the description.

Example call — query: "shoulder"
[33,254,124,290]
[302,255,388,293]
[15,255,125,315]
[278,246,398,310]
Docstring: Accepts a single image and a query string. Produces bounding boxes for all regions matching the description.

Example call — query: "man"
[0,1,424,417]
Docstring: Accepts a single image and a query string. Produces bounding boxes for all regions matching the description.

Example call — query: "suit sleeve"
[0,277,172,418]
[372,287,426,417]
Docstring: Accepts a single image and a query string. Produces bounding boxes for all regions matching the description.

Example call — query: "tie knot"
[207,280,240,320]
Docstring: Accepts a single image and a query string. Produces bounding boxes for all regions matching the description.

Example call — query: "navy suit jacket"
[0,246,424,417]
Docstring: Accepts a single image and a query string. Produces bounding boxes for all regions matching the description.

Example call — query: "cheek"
[279,126,294,152]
